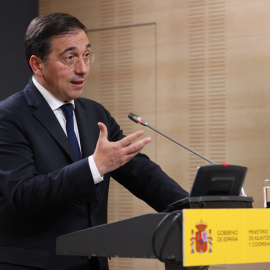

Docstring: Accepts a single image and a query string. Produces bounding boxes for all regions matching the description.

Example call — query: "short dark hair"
[24,13,86,72]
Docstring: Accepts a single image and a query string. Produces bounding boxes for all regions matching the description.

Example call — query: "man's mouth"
[70,79,85,88]
[71,80,84,85]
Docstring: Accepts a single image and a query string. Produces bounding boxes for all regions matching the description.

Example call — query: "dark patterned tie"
[61,103,82,160]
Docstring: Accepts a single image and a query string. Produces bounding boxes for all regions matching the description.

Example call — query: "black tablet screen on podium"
[189,164,247,197]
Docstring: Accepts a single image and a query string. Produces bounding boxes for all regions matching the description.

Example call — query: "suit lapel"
[24,80,78,162]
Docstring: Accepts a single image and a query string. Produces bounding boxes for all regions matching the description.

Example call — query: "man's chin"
[66,89,84,101]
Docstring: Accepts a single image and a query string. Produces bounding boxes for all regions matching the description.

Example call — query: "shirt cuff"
[88,155,104,184]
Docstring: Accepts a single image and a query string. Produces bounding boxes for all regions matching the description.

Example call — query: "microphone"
[128,113,148,126]
[128,112,247,197]
[128,113,215,164]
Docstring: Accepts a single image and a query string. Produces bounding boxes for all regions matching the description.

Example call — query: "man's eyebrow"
[59,44,91,56]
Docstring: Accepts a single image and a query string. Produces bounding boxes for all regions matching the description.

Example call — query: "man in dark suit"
[0,13,188,270]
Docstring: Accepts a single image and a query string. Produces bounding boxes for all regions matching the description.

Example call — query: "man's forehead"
[59,44,91,56]
[51,30,90,53]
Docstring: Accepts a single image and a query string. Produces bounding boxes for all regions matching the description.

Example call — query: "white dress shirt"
[32,76,103,184]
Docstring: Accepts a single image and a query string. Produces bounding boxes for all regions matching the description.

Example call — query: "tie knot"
[61,103,73,119]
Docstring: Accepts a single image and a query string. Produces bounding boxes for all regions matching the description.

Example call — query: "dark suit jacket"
[0,79,188,270]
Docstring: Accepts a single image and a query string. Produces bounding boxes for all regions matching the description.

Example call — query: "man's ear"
[29,55,45,77]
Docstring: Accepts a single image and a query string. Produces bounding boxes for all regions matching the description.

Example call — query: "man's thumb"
[97,122,108,139]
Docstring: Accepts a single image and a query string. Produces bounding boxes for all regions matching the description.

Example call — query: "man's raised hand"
[93,122,151,176]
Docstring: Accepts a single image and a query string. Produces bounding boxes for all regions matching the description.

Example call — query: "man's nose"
[74,58,89,74]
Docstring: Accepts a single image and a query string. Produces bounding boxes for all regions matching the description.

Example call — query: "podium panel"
[57,212,183,262]
[183,208,270,267]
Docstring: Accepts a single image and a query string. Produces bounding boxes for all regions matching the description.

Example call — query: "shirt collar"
[32,76,75,111]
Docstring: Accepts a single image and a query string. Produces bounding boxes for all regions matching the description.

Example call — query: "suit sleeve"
[103,108,189,212]
[112,154,189,212]
[0,105,98,215]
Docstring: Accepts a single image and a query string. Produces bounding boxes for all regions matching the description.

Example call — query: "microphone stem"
[147,124,216,165]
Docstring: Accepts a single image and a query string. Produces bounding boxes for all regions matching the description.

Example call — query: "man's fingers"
[120,130,145,146]
[125,136,152,155]
[123,137,152,163]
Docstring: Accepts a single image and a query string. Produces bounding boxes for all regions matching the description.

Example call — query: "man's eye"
[83,52,91,59]
[65,56,74,63]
